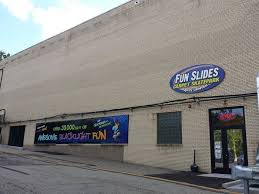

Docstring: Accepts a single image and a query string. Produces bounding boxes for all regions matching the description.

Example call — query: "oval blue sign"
[170,64,225,94]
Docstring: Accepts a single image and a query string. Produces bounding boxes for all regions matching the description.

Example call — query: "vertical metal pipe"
[243,179,250,194]
[0,69,3,88]
[257,74,259,111]
[194,149,196,164]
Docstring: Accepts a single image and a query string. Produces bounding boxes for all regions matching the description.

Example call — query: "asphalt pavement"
[0,146,231,194]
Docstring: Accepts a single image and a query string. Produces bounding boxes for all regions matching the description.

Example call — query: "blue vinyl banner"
[170,64,225,94]
[34,115,129,144]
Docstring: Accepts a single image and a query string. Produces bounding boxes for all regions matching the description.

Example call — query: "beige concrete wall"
[124,97,259,172]
[0,0,258,172]
[1,96,259,172]
[25,144,125,161]
[0,0,258,122]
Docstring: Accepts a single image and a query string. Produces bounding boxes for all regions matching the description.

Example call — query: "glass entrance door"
[209,107,248,174]
[212,128,247,173]
[213,129,224,170]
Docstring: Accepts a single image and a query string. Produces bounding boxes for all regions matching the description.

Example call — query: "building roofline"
[0,0,144,67]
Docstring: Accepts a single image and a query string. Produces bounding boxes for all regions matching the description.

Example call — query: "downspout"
[0,109,6,124]
[0,69,6,124]
[0,68,3,89]
[257,73,259,109]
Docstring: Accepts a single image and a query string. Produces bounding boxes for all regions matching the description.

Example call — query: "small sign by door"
[214,141,222,160]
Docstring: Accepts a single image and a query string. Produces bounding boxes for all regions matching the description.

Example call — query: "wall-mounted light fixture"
[223,99,228,106]
[195,98,200,105]
[60,114,68,119]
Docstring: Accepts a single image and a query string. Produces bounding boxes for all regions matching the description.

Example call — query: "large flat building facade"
[0,0,258,173]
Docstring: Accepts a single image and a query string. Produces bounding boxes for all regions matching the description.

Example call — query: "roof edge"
[0,0,145,66]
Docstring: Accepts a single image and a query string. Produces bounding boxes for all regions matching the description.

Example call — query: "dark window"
[157,112,182,144]
[8,126,25,147]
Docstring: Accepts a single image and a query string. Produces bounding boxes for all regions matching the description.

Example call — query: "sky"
[0,0,129,55]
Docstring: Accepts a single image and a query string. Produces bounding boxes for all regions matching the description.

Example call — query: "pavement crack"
[0,165,30,175]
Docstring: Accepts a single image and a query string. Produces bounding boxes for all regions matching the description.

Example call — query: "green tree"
[0,51,10,61]
[228,129,242,162]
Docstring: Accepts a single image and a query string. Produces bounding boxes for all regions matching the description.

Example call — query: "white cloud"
[0,0,106,39]
[31,0,102,39]
[0,0,33,21]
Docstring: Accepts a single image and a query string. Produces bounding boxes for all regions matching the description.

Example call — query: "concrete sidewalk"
[0,145,173,176]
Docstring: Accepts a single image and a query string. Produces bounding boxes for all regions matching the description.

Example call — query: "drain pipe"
[0,69,3,88]
[244,179,250,194]
[0,109,6,124]
[256,73,259,109]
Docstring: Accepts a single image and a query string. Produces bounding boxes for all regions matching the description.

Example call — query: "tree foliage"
[228,129,242,162]
[0,51,10,61]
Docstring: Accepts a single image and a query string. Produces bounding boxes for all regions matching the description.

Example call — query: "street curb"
[0,145,24,150]
[222,180,242,189]
[0,150,240,194]
[89,168,240,194]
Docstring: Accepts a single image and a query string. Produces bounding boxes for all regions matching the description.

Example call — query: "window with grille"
[157,112,182,144]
